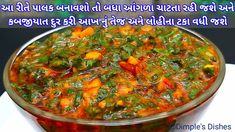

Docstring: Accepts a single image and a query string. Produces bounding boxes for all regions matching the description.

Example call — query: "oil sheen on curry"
[10,25,219,120]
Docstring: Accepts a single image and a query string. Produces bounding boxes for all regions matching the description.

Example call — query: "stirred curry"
[10,25,219,120]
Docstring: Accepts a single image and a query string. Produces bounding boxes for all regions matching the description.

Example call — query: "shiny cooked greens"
[10,25,219,120]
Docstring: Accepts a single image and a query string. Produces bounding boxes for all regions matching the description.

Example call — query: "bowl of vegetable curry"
[3,25,225,131]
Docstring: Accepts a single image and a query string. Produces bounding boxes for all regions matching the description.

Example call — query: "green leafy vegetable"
[122,43,136,55]
[189,88,200,99]
[37,56,49,64]
[74,91,83,106]
[96,88,108,102]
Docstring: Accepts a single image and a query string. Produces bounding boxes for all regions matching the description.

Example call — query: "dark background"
[0,28,235,96]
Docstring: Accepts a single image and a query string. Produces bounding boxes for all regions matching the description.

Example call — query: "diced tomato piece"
[119,61,136,75]
[127,56,139,65]
[80,27,95,38]
[73,27,82,32]
[163,78,174,89]
[48,70,60,77]
[85,51,102,60]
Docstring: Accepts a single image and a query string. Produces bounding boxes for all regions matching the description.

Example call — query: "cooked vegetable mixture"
[10,25,219,120]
